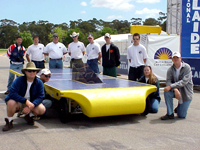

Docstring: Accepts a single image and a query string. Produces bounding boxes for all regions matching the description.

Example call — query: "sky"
[0,0,167,25]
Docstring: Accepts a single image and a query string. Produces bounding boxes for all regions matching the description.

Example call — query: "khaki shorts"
[18,103,27,113]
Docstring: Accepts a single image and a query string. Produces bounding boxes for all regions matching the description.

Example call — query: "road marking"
[0,53,6,56]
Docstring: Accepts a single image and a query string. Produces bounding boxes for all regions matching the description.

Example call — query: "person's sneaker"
[4,90,9,95]
[24,114,34,125]
[161,113,174,120]
[33,116,41,121]
[2,118,13,131]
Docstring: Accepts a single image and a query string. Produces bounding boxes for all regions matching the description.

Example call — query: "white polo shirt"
[127,44,148,67]
[44,42,67,59]
[68,41,86,59]
[26,43,44,61]
[86,42,101,60]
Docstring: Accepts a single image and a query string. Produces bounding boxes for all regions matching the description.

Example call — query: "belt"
[88,58,98,61]
[10,61,23,65]
[130,65,144,69]
[50,58,62,60]
[71,58,82,61]
[32,60,44,62]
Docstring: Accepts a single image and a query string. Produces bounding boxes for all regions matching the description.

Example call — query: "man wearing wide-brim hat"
[2,62,46,131]
[68,32,86,68]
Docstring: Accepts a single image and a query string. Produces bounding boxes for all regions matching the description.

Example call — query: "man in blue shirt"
[2,62,45,131]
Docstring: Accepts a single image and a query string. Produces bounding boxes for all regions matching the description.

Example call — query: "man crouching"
[2,62,45,131]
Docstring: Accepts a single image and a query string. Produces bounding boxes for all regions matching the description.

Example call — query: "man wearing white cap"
[68,32,86,68]
[161,51,193,120]
[101,33,120,77]
[86,34,102,73]
[39,69,53,109]
[44,33,67,69]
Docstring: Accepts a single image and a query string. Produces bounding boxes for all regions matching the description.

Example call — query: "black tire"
[58,98,71,123]
[141,97,150,116]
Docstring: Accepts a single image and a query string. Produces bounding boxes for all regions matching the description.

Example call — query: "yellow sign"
[130,25,161,34]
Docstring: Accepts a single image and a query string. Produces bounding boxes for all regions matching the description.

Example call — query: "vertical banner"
[181,0,200,57]
[181,0,200,85]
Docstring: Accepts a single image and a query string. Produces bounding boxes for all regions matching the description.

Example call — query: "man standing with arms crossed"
[127,33,148,81]
[5,36,26,95]
[68,32,86,68]
[161,52,193,120]
[44,33,67,69]
[101,33,120,77]
[86,34,102,73]
[26,36,45,68]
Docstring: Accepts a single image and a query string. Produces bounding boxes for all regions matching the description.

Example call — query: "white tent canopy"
[94,33,131,54]
[94,32,180,80]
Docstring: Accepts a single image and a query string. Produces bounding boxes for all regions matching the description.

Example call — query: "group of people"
[2,32,193,132]
[127,33,193,120]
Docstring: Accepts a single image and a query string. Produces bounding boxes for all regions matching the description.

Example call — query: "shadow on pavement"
[0,106,149,133]
[37,110,148,129]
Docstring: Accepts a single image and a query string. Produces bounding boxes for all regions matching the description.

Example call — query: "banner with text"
[147,35,180,80]
[182,58,200,85]
[181,0,200,58]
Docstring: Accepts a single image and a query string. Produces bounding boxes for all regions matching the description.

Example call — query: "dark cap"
[87,34,94,38]
[53,33,58,38]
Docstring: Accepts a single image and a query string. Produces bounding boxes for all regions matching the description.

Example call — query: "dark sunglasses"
[26,70,37,73]
[44,75,51,78]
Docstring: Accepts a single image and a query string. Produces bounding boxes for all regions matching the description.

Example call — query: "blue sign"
[117,55,128,75]
[182,58,200,85]
[181,0,200,58]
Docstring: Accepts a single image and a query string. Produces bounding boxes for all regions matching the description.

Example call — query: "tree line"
[0,12,166,48]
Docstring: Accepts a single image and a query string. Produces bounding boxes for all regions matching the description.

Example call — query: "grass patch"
[0,49,7,53]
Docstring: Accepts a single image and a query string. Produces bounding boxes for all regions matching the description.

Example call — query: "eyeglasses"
[72,36,77,38]
[26,70,37,73]
[133,38,139,40]
[44,75,51,78]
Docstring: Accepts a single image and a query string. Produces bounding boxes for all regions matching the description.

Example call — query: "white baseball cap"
[104,33,111,38]
[40,69,51,75]
[172,51,181,58]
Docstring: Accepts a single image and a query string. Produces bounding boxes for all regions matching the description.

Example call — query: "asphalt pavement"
[0,53,200,150]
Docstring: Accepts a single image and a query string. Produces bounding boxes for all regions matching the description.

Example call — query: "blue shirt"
[5,76,44,107]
